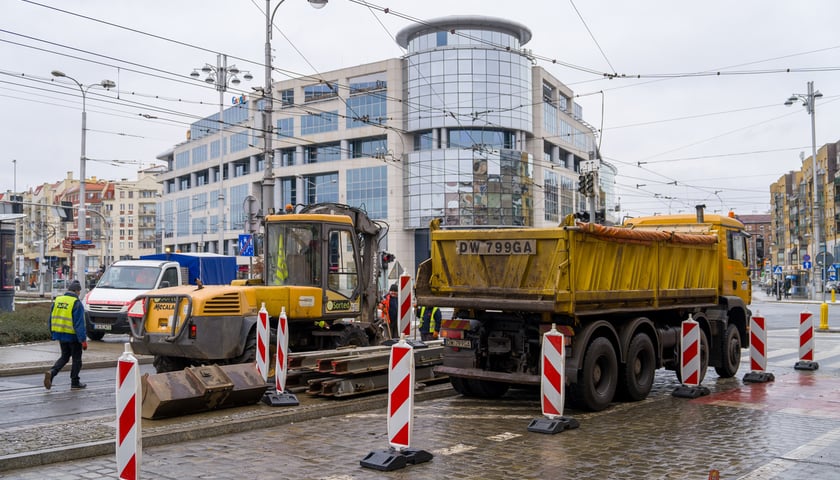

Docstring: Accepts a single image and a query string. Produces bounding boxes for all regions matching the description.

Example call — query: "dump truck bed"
[416,222,720,316]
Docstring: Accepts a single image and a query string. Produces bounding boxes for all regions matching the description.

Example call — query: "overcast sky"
[3,0,839,217]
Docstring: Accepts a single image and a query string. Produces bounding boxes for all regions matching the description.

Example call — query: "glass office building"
[157,16,606,276]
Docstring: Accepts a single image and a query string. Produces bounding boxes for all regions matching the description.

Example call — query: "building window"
[301,111,339,135]
[349,72,387,94]
[175,151,190,169]
[277,118,294,138]
[280,88,294,107]
[303,82,338,102]
[177,197,190,237]
[544,170,559,222]
[191,145,208,165]
[304,143,342,164]
[414,131,434,151]
[230,131,248,153]
[346,93,387,128]
[349,136,387,159]
[347,166,387,219]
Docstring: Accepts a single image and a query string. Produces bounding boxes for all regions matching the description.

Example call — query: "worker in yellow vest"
[44,280,88,390]
[417,305,441,341]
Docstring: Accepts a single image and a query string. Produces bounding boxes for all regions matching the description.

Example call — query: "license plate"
[93,323,111,331]
[456,239,536,255]
[445,338,472,349]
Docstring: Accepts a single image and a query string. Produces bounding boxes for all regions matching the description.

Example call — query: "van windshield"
[96,266,160,289]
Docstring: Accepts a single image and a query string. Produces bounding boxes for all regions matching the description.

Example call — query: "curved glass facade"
[401,17,534,228]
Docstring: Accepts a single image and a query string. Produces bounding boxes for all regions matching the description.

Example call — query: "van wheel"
[570,336,618,411]
[714,324,741,378]
[87,331,105,341]
[618,333,655,402]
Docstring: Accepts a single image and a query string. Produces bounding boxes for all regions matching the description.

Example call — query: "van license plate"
[93,324,111,331]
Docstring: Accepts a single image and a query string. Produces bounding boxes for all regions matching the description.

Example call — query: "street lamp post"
[261,0,330,217]
[191,55,252,255]
[50,70,116,290]
[786,81,823,299]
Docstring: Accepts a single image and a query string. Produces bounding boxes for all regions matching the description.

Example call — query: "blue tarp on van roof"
[139,253,236,286]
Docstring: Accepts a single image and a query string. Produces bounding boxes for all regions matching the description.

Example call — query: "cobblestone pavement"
[5,367,840,480]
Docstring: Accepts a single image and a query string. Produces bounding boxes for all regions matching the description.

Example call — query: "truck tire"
[714,324,741,378]
[334,325,370,349]
[675,329,709,384]
[571,336,618,411]
[450,377,473,396]
[87,331,106,341]
[618,333,655,402]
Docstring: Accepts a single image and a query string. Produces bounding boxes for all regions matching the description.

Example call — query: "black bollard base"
[672,385,711,398]
[382,338,428,348]
[360,447,433,471]
[743,371,775,383]
[527,416,580,434]
[794,360,819,371]
[262,390,299,407]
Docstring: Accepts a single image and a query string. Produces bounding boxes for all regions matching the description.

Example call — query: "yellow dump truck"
[415,208,751,411]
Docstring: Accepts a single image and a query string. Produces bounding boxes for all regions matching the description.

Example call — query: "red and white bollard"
[795,309,820,371]
[398,274,414,338]
[256,302,269,382]
[528,324,579,434]
[263,306,298,406]
[673,315,710,398]
[743,312,774,383]
[116,343,141,480]
[360,335,432,471]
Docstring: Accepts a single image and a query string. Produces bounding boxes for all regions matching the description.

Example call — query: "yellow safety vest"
[51,295,78,335]
[419,306,439,333]
[275,234,288,284]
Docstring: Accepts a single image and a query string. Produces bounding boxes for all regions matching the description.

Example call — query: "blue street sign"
[773,266,783,275]
[72,239,92,245]
[238,234,254,257]
[830,265,837,274]
[803,261,812,270]
[803,254,811,262]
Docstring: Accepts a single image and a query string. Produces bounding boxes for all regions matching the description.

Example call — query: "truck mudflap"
[141,363,267,419]
[433,365,540,385]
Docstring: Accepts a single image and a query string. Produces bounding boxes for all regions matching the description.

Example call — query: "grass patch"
[0,304,52,346]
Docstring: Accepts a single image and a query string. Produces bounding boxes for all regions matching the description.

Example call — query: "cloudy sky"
[3,0,839,217]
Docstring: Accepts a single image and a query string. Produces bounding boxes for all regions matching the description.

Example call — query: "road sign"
[803,261,812,270]
[72,239,92,245]
[773,266,783,275]
[803,254,811,262]
[238,234,254,257]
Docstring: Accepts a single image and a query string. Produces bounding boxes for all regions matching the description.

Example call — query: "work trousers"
[50,341,83,383]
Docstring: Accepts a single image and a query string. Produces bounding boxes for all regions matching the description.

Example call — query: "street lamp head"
[190,69,201,78]
[230,76,241,86]
[51,70,66,78]
[201,64,213,74]
[205,74,216,84]
[814,90,823,99]
[243,72,253,81]
[228,66,240,75]
[308,0,328,8]
[784,99,794,106]
[100,79,116,89]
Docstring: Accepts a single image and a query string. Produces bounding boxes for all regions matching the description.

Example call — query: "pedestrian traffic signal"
[59,201,74,222]
[380,252,395,270]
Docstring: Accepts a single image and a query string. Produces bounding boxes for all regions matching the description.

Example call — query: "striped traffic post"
[116,343,141,480]
[398,273,413,338]
[263,306,298,406]
[673,315,710,398]
[528,324,579,434]
[794,309,820,370]
[255,303,269,382]
[361,335,432,471]
[743,312,774,383]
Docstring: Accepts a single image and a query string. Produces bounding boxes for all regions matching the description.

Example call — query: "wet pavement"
[3,314,840,479]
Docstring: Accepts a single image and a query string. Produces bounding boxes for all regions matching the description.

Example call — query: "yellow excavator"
[128,203,390,374]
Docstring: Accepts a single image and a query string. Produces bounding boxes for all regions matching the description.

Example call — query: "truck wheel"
[618,333,655,402]
[675,329,709,384]
[572,337,618,411]
[233,329,258,365]
[334,325,370,348]
[87,331,106,341]
[714,324,741,378]
[450,377,473,396]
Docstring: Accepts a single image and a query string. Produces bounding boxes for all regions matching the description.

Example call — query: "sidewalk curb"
[0,357,154,378]
[0,382,456,472]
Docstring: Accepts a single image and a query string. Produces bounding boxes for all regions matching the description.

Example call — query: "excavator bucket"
[141,364,267,419]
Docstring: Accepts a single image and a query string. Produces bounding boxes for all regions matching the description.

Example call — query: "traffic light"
[578,174,588,196]
[584,173,595,196]
[380,252,395,270]
[11,195,22,214]
[59,201,74,222]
